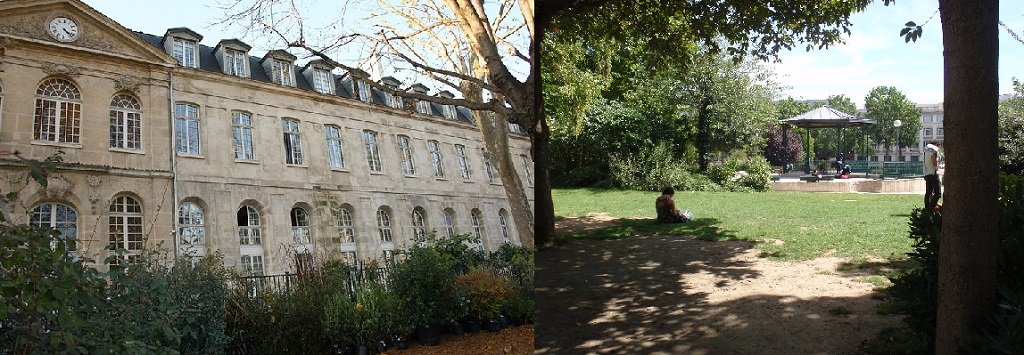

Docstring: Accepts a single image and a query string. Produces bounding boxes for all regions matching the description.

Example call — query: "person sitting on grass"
[656,187,692,223]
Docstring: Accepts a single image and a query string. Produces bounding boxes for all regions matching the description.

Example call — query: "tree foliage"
[864,86,922,158]
[999,79,1024,175]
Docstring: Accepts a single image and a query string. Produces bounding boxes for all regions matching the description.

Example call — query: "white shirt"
[924,144,940,175]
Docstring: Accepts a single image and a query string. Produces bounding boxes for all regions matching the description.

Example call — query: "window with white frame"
[442,104,457,120]
[377,208,393,242]
[282,119,303,165]
[364,130,383,172]
[225,49,247,76]
[30,203,77,252]
[291,207,312,244]
[109,94,142,150]
[108,196,143,265]
[237,206,262,246]
[427,140,445,178]
[455,144,472,180]
[442,209,456,237]
[482,149,497,183]
[924,128,932,137]
[178,202,205,252]
[232,111,255,160]
[520,154,533,186]
[241,255,264,276]
[313,68,332,94]
[325,125,345,169]
[471,209,484,245]
[386,92,404,109]
[341,251,357,265]
[397,135,416,175]
[498,209,510,242]
[272,59,293,86]
[175,103,200,155]
[411,207,427,239]
[334,207,356,244]
[172,38,197,68]
[34,78,82,144]
[416,100,431,115]
[356,80,372,103]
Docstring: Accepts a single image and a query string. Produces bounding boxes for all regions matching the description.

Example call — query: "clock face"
[48,17,80,42]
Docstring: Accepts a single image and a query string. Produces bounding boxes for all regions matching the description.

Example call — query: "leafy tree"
[999,79,1024,175]
[864,86,921,159]
[762,125,803,167]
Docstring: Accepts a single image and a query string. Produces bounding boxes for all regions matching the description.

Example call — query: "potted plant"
[455,267,510,333]
[389,245,458,346]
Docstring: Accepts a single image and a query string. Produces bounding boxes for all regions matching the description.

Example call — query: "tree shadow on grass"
[558,217,740,243]
[535,230,902,354]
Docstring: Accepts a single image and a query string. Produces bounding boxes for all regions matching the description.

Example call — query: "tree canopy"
[864,86,921,158]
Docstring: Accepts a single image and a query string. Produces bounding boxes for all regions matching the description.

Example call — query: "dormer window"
[313,69,331,94]
[356,80,372,103]
[380,77,404,109]
[385,92,403,109]
[438,90,458,120]
[272,60,292,86]
[416,100,431,115]
[173,38,197,68]
[225,50,246,76]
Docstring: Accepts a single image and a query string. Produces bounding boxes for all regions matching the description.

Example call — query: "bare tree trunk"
[534,4,556,248]
[935,1,1000,353]
[474,109,535,247]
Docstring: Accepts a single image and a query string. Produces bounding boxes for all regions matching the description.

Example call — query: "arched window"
[376,208,393,242]
[290,207,312,244]
[471,209,484,242]
[498,209,511,242]
[34,78,82,143]
[178,202,205,248]
[411,207,427,239]
[237,206,261,245]
[109,196,143,264]
[442,209,456,237]
[335,206,356,244]
[30,202,78,251]
[109,94,142,149]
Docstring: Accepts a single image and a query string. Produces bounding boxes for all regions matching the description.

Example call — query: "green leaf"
[905,21,917,27]
[900,28,911,36]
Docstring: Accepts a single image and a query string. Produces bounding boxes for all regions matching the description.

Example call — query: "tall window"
[416,100,431,115]
[520,154,533,186]
[313,68,332,94]
[175,103,200,155]
[376,208,393,242]
[442,104,457,120]
[232,111,255,160]
[178,202,205,250]
[30,203,77,251]
[427,140,445,178]
[482,149,497,183]
[172,38,197,68]
[109,94,142,150]
[334,207,356,244]
[455,144,472,180]
[498,209,510,242]
[471,209,484,243]
[397,135,416,175]
[272,59,292,86]
[282,119,303,165]
[225,49,246,76]
[356,80,372,103]
[237,206,262,246]
[411,207,427,239]
[442,209,456,237]
[241,255,264,276]
[363,130,383,172]
[34,78,81,144]
[108,196,143,263]
[325,126,345,169]
[291,207,312,244]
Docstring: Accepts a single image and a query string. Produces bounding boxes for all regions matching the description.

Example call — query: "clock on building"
[47,16,80,42]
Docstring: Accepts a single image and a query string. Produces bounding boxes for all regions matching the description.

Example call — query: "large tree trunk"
[534,6,556,248]
[476,108,535,247]
[935,1,1000,353]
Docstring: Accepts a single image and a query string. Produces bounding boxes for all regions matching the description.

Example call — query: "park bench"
[881,162,924,179]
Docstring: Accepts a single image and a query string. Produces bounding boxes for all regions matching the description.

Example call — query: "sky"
[770,1,1024,108]
[85,1,1024,109]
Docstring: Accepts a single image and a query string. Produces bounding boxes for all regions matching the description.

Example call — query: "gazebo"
[780,106,876,173]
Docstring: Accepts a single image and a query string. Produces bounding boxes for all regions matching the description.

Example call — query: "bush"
[389,246,460,328]
[455,268,510,322]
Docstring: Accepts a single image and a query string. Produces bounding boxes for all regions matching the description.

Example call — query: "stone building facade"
[0,0,534,275]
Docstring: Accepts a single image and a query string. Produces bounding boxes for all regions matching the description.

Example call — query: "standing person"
[924,139,942,211]
[656,187,691,223]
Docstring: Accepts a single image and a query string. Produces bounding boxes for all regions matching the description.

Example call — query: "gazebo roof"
[780,106,876,128]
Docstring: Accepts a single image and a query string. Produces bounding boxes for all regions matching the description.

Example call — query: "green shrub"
[389,246,459,328]
[455,268,510,322]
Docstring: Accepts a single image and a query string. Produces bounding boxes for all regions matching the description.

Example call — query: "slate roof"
[131,30,525,133]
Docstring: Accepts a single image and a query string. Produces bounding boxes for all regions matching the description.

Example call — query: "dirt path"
[535,214,903,355]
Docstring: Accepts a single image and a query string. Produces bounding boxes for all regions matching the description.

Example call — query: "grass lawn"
[553,188,921,261]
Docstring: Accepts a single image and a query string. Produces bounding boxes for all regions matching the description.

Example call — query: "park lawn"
[553,188,921,261]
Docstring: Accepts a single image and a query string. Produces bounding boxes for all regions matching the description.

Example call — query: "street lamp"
[893,119,903,161]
